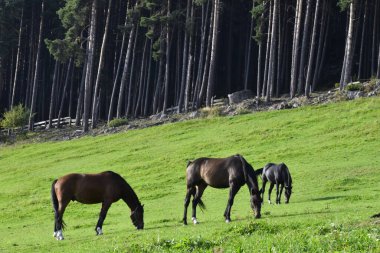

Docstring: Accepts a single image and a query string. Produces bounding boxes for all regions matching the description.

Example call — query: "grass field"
[0,97,379,252]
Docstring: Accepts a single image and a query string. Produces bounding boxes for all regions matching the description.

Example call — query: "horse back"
[186,156,244,188]
[54,172,124,204]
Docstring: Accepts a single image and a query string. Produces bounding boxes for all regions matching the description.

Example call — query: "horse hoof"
[225,219,231,223]
[55,230,64,240]
[53,231,57,238]
[96,227,103,235]
[191,217,199,225]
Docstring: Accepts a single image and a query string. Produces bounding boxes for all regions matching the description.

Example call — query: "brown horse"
[183,155,262,225]
[51,171,144,240]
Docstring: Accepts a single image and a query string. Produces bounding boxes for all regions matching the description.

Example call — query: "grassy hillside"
[0,97,379,252]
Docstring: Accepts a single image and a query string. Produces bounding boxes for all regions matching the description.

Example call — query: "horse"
[183,154,262,225]
[51,171,144,240]
[259,163,292,204]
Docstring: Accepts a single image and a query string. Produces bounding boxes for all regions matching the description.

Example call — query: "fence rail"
[1,117,92,134]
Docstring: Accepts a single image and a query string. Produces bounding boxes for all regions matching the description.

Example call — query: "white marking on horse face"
[191,217,199,225]
[96,227,103,235]
[56,230,64,240]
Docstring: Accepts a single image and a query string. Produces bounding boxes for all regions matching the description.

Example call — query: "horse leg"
[224,184,241,223]
[275,182,280,204]
[278,184,284,204]
[55,199,69,240]
[261,180,267,204]
[192,184,207,224]
[268,183,274,204]
[183,186,195,225]
[95,202,112,235]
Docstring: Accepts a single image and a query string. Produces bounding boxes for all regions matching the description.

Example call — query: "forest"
[0,0,379,131]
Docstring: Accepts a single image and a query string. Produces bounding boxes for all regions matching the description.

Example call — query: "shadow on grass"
[311,196,344,201]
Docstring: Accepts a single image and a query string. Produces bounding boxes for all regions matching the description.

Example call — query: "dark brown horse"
[51,171,144,240]
[259,163,292,204]
[183,155,262,225]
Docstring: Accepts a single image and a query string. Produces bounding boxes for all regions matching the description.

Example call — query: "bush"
[108,117,128,128]
[345,82,363,91]
[0,104,30,130]
[199,107,223,118]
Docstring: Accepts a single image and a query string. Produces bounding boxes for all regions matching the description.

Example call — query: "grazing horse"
[51,171,144,240]
[183,155,262,225]
[260,163,292,204]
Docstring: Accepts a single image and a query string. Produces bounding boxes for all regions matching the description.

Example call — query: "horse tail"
[51,179,65,230]
[255,168,263,176]
[190,188,206,211]
[51,180,59,215]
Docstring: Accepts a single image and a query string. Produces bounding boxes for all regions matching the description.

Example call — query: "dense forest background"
[0,0,379,131]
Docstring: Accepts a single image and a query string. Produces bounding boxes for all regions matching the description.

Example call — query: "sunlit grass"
[0,97,379,252]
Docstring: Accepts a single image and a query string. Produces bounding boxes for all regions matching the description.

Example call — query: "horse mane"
[281,164,292,188]
[236,155,259,193]
[109,171,142,208]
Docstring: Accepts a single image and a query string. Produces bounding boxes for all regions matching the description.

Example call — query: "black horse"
[259,163,292,204]
[183,154,262,225]
[51,171,144,240]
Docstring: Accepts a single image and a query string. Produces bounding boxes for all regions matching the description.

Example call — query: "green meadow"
[0,97,379,252]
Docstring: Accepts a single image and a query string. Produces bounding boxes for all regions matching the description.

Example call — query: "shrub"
[345,82,363,91]
[199,107,223,118]
[0,104,30,130]
[108,117,128,128]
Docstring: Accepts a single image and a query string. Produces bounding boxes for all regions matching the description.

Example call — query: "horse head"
[250,188,262,218]
[285,186,292,204]
[130,204,144,229]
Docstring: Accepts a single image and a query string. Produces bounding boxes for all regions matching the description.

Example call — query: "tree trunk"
[372,0,378,76]
[116,6,137,118]
[341,0,357,89]
[134,37,148,117]
[162,0,171,114]
[305,0,321,96]
[266,0,278,102]
[108,6,129,123]
[11,8,24,109]
[83,0,97,132]
[312,0,328,91]
[143,41,152,116]
[75,60,87,126]
[177,0,191,113]
[193,0,210,110]
[376,42,380,86]
[244,0,255,90]
[153,30,165,114]
[262,2,272,98]
[290,0,303,98]
[48,61,59,128]
[197,2,214,109]
[256,11,265,97]
[357,0,367,80]
[58,58,73,127]
[28,0,45,131]
[184,1,194,112]
[206,0,220,107]
[92,0,112,128]
[297,0,312,94]
[126,23,139,116]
